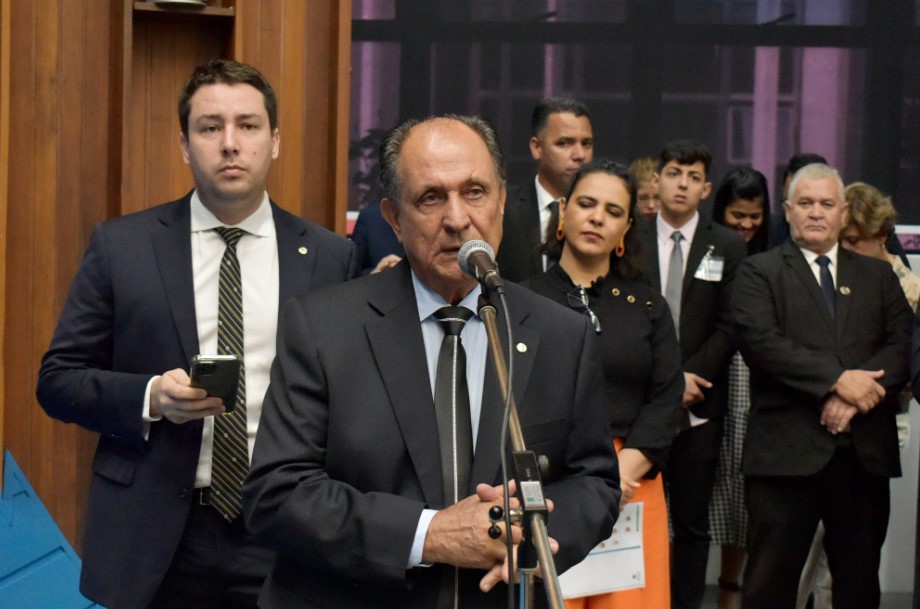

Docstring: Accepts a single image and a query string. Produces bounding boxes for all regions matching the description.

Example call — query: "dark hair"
[178,59,278,138]
[711,167,771,255]
[543,159,645,280]
[531,97,591,138]
[783,152,828,182]
[657,139,712,177]
[378,115,506,204]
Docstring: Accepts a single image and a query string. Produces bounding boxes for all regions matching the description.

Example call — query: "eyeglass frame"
[566,285,602,334]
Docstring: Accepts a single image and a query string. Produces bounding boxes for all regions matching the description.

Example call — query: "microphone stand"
[478,290,564,609]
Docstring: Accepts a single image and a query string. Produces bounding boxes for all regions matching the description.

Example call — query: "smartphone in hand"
[190,354,241,413]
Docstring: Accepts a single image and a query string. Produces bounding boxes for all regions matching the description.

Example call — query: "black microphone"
[458,240,505,293]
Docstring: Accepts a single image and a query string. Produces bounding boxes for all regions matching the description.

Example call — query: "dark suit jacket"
[638,214,747,422]
[496,182,544,283]
[351,202,404,276]
[733,241,911,478]
[36,193,356,609]
[243,260,620,609]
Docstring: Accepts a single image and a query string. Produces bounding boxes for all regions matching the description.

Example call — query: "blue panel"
[0,450,103,609]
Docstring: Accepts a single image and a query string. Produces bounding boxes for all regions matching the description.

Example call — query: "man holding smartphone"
[36,60,355,609]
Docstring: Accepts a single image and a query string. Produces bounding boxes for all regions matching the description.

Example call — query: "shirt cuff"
[688,412,710,427]
[408,508,438,568]
[142,376,162,441]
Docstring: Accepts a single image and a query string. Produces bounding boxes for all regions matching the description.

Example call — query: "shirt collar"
[190,190,274,238]
[533,175,557,210]
[411,271,482,322]
[656,211,700,246]
[799,242,839,268]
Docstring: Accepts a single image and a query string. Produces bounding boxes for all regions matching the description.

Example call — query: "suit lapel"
[272,203,314,307]
[470,299,540,490]
[683,219,713,297]
[365,263,444,508]
[639,219,661,292]
[520,184,543,274]
[151,196,199,365]
[783,241,836,333]
[834,249,855,341]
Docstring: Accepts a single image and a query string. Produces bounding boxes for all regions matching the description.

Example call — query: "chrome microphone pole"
[478,292,564,609]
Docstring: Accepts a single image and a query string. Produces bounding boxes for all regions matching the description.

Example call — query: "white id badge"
[694,253,724,281]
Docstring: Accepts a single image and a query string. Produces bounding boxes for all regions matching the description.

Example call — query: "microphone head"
[457,240,495,276]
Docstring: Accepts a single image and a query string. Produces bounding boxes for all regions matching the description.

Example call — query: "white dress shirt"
[408,273,489,567]
[143,191,279,489]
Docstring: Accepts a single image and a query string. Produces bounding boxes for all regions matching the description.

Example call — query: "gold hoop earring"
[556,217,565,241]
[615,236,626,258]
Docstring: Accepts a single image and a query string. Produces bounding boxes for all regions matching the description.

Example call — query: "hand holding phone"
[190,354,241,413]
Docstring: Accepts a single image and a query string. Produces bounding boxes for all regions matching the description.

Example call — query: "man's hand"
[682,372,712,408]
[820,394,859,434]
[476,482,558,593]
[833,369,885,413]
[422,482,523,570]
[372,254,402,274]
[479,533,559,593]
[150,368,224,424]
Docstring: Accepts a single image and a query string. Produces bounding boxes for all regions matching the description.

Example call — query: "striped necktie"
[210,226,248,521]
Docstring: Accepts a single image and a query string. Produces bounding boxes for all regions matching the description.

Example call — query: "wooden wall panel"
[124,18,229,214]
[0,0,9,477]
[4,0,116,548]
[234,0,352,232]
[2,0,352,548]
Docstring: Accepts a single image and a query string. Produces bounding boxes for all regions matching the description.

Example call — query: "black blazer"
[496,181,544,283]
[243,260,620,609]
[732,241,911,478]
[36,193,356,609]
[638,214,747,422]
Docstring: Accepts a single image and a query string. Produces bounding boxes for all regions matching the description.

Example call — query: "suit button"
[179,488,189,500]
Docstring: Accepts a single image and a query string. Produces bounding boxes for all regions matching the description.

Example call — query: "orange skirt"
[564,438,670,609]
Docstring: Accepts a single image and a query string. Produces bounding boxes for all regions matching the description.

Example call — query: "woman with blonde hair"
[841,182,920,310]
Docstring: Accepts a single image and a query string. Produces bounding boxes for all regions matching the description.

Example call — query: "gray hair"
[379,114,506,204]
[786,163,845,204]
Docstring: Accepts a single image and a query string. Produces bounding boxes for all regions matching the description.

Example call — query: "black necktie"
[544,200,560,270]
[816,255,836,319]
[433,305,474,508]
[211,227,248,521]
[433,305,474,609]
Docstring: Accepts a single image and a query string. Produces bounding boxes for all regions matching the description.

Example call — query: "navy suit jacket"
[496,182,544,283]
[36,192,356,609]
[733,241,911,478]
[638,214,747,422]
[243,260,620,609]
[351,202,404,275]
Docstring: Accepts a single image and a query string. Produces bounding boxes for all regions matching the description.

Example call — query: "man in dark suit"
[243,115,620,608]
[637,140,746,609]
[351,201,404,275]
[36,60,355,609]
[733,163,911,609]
[496,97,594,282]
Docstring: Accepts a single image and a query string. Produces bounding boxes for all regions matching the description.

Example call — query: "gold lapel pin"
[516,342,527,353]
[298,246,308,255]
[840,286,851,295]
